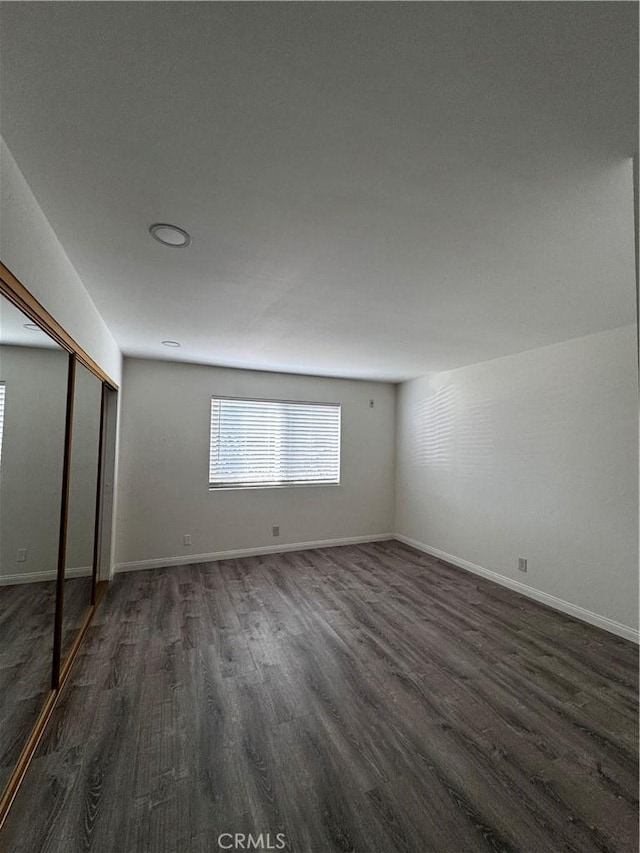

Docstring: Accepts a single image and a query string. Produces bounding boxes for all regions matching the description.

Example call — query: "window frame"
[208,394,342,491]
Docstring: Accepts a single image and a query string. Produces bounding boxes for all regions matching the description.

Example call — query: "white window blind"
[209,396,341,489]
[0,383,5,469]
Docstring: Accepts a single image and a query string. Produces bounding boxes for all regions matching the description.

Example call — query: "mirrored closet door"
[59,362,103,668]
[0,263,118,827]
[0,295,69,793]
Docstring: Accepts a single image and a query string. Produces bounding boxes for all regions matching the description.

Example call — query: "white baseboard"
[395,534,639,644]
[115,534,395,574]
[0,565,92,586]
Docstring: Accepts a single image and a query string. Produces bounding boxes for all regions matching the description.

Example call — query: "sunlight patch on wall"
[455,398,495,479]
[412,383,494,477]
[414,385,455,468]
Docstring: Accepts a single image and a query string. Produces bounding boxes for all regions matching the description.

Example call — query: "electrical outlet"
[183,534,192,546]
[518,557,527,573]
[272,525,280,537]
[16,548,27,562]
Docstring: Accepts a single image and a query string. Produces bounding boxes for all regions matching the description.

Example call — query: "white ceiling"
[0,296,60,350]
[0,2,637,381]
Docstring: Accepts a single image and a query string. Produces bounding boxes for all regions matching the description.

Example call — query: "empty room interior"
[0,3,638,852]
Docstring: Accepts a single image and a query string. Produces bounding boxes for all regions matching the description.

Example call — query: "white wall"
[396,325,639,637]
[0,345,68,581]
[0,138,122,386]
[115,358,396,567]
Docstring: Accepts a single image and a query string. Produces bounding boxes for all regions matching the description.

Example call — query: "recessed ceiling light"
[149,223,191,248]
[23,323,41,331]
[161,340,181,348]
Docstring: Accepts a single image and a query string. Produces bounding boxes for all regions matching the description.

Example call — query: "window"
[209,396,341,489]
[0,382,4,469]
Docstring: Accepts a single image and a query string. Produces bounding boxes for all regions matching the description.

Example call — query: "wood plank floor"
[1,541,638,852]
[0,576,90,793]
[0,580,56,795]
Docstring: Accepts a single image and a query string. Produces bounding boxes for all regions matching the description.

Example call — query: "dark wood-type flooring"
[1,541,638,852]
[0,580,56,795]
[0,576,91,794]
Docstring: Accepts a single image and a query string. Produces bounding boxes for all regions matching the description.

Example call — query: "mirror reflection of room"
[60,361,102,664]
[0,296,68,793]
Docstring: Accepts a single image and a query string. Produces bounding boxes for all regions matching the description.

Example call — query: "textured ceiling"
[0,2,637,380]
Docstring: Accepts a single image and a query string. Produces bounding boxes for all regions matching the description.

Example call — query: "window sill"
[208,481,341,492]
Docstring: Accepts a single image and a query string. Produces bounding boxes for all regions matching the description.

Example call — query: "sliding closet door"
[0,295,69,792]
[58,361,103,669]
[0,262,119,827]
